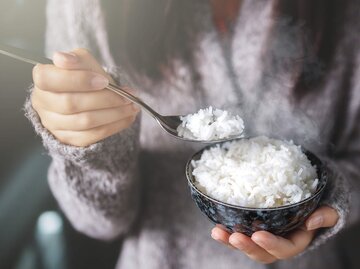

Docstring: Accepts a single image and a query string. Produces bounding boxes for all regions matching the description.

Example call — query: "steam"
[232,15,324,153]
[96,0,327,152]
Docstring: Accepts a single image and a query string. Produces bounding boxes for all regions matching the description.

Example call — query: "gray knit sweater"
[25,0,360,268]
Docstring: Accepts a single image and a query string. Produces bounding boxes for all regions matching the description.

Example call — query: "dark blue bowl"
[185,143,327,236]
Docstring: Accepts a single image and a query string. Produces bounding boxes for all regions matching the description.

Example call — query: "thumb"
[305,206,339,231]
[52,48,109,78]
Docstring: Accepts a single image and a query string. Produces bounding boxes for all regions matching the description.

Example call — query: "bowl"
[185,142,328,236]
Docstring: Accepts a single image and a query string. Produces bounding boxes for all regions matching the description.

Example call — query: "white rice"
[191,136,319,208]
[177,106,244,141]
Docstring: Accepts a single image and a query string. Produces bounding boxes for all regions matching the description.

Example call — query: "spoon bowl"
[154,115,244,143]
[107,83,243,143]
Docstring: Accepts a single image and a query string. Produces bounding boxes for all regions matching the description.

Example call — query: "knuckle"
[40,117,55,132]
[78,71,95,89]
[60,94,77,114]
[78,113,93,130]
[30,93,39,111]
[32,65,47,89]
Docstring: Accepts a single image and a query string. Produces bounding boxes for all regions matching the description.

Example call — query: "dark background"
[0,1,359,269]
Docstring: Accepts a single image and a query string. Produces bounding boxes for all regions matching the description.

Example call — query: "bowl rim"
[185,138,328,211]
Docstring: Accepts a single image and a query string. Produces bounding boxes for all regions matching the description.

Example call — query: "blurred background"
[0,1,120,269]
[0,1,359,269]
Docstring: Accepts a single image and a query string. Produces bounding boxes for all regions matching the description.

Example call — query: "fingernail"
[307,216,323,230]
[91,75,109,89]
[211,231,225,243]
[211,231,219,240]
[55,51,78,63]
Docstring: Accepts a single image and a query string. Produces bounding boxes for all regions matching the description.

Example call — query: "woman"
[25,0,359,268]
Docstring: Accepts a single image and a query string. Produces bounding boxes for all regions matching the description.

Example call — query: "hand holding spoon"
[0,44,243,143]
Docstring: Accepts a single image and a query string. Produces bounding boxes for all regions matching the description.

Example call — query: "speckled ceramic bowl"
[185,142,327,236]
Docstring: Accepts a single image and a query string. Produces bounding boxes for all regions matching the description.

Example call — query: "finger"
[52,48,115,85]
[52,48,108,76]
[211,227,237,250]
[305,206,339,231]
[211,226,231,246]
[33,64,109,92]
[229,233,277,264]
[52,116,137,147]
[32,86,134,114]
[37,104,139,132]
[251,229,315,259]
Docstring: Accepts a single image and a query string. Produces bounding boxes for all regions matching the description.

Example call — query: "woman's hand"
[211,206,339,264]
[31,48,140,147]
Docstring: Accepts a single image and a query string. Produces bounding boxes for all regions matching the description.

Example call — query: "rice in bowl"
[191,136,319,208]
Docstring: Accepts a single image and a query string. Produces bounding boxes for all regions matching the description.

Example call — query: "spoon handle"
[106,83,161,120]
[0,43,53,65]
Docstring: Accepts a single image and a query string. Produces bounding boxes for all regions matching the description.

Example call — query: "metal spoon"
[0,43,242,143]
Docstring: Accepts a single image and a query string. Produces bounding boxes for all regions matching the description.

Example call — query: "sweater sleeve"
[24,55,141,239]
[308,114,360,249]
[304,145,359,253]
[306,51,360,252]
[306,158,351,251]
[25,0,142,241]
[24,90,141,240]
